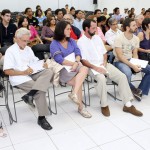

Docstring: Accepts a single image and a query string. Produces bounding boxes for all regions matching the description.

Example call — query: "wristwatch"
[75,60,80,64]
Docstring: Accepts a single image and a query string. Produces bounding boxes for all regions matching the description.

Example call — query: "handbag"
[27,38,40,47]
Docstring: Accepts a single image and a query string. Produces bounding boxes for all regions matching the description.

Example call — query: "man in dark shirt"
[0,9,17,49]
[25,7,39,29]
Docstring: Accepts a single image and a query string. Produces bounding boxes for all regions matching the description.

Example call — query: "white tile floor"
[0,75,150,150]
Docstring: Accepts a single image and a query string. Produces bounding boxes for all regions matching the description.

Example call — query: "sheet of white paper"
[63,53,76,72]
[130,58,148,68]
[91,64,108,75]
[28,60,45,74]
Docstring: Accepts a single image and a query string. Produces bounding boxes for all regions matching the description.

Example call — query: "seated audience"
[34,5,45,16]
[0,9,17,48]
[41,15,56,44]
[105,18,122,48]
[121,8,129,19]
[43,9,52,26]
[50,21,91,118]
[25,7,39,30]
[137,18,150,64]
[143,10,150,18]
[69,7,76,18]
[55,9,63,23]
[105,18,122,63]
[77,19,143,117]
[97,16,107,35]
[73,10,84,32]
[94,9,101,18]
[102,8,110,19]
[65,4,70,14]
[114,18,150,99]
[63,14,81,40]
[112,7,123,24]
[35,9,46,28]
[134,14,144,35]
[3,28,54,130]
[141,8,145,15]
[18,16,43,46]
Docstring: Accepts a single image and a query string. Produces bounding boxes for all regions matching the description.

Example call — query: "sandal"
[78,109,92,118]
[68,93,80,105]
[0,123,7,138]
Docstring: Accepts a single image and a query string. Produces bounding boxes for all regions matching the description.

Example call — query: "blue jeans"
[114,61,150,95]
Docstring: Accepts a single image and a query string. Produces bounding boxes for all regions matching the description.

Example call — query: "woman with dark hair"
[41,15,55,44]
[35,9,46,27]
[137,18,150,64]
[18,16,43,46]
[50,21,91,118]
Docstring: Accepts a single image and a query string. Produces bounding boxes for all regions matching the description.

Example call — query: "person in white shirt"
[77,19,143,117]
[121,8,129,19]
[105,18,122,48]
[3,28,54,130]
[105,18,122,63]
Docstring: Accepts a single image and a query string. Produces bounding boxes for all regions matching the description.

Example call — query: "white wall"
[0,0,149,15]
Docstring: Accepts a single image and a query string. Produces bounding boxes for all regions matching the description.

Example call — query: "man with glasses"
[105,18,122,49]
[63,14,81,40]
[3,28,54,130]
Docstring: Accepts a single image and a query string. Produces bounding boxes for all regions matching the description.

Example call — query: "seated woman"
[35,9,46,28]
[137,18,150,64]
[41,15,55,44]
[50,21,91,118]
[18,16,43,47]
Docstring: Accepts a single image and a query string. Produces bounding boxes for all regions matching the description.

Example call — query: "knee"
[96,75,106,84]
[80,66,89,74]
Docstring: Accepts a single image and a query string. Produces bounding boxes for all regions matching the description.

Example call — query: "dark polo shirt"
[0,23,17,47]
[27,16,39,27]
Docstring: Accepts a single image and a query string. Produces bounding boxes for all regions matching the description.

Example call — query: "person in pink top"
[18,16,43,46]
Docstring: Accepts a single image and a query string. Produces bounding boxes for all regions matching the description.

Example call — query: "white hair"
[15,28,31,38]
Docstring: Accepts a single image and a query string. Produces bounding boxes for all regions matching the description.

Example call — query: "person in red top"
[63,14,81,40]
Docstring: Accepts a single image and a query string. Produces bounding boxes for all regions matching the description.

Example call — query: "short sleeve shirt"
[114,33,139,62]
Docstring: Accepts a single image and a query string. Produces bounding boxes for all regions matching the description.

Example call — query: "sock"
[125,101,132,107]
[38,116,45,120]
[27,90,38,96]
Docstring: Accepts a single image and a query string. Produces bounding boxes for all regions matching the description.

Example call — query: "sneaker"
[131,88,142,101]
[123,105,143,116]
[68,93,80,105]
[78,109,92,118]
[101,106,110,117]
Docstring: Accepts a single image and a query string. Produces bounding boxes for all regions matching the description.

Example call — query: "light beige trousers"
[89,63,133,107]
[17,69,54,116]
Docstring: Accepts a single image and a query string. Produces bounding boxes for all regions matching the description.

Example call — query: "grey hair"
[15,28,31,38]
[108,18,117,25]
[135,14,144,20]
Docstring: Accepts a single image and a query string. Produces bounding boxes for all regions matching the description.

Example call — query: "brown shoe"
[123,105,143,117]
[101,106,110,117]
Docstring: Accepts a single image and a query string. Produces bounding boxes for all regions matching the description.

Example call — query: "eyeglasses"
[111,23,118,26]
[64,18,72,20]
[20,38,30,44]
